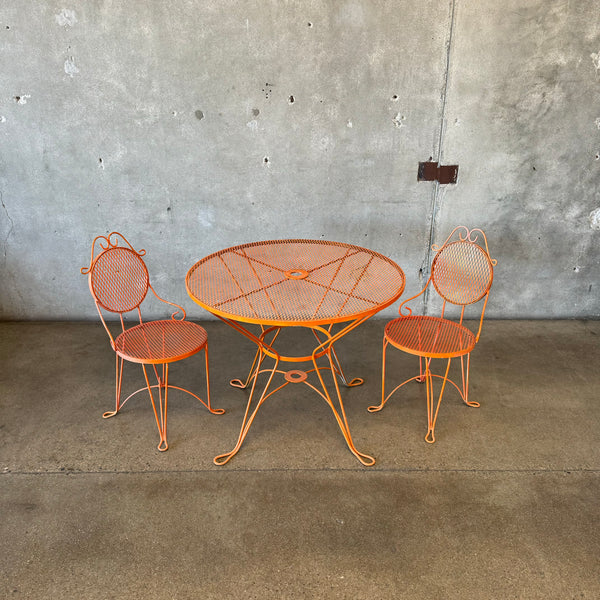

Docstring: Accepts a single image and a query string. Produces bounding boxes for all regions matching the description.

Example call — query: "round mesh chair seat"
[114,320,208,364]
[384,315,476,359]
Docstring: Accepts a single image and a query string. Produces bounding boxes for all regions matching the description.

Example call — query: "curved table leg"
[310,322,375,466]
[214,346,282,465]
[214,316,375,466]
[312,327,363,387]
[230,327,281,389]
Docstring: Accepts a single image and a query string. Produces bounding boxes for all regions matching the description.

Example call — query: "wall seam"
[423,0,457,313]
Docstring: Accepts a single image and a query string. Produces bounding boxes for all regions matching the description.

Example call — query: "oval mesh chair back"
[90,246,149,313]
[431,241,493,305]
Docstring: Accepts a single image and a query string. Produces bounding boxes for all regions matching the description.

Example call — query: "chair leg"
[103,354,124,419]
[202,345,225,415]
[373,346,475,442]
[103,348,222,452]
[368,337,390,412]
[380,337,388,408]
[142,363,169,452]
[369,338,424,413]
[425,357,452,444]
[461,353,479,407]
[417,356,425,383]
[204,345,211,409]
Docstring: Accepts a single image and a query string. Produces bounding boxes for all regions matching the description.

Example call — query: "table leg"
[312,326,363,387]
[214,345,284,465]
[230,326,281,390]
[214,317,375,466]
[310,321,375,466]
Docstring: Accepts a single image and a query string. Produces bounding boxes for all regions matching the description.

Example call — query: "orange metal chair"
[81,232,224,451]
[369,226,497,443]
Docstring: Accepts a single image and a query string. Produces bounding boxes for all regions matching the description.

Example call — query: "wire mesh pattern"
[385,316,476,358]
[115,319,209,364]
[432,241,493,305]
[90,247,150,313]
[186,239,406,326]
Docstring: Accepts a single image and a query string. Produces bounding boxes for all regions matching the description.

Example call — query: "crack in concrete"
[2,467,598,476]
[423,0,456,314]
[1,190,14,261]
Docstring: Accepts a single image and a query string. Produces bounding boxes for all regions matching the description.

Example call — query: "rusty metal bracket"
[418,161,459,184]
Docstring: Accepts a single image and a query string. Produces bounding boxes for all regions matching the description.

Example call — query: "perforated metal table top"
[186,239,405,326]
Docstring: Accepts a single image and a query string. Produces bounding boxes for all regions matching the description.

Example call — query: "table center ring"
[284,369,308,383]
[284,269,309,280]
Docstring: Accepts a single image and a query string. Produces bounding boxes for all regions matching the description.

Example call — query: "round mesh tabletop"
[186,239,406,326]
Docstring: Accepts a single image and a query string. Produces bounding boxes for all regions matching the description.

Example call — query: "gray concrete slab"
[2,471,598,599]
[1,320,599,597]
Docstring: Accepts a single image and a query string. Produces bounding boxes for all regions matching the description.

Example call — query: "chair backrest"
[398,226,496,339]
[431,237,494,306]
[82,233,187,350]
[90,246,149,313]
[82,232,149,315]
[429,227,496,340]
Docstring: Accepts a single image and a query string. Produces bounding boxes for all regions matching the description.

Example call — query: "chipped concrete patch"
[55,9,77,27]
[392,113,405,128]
[589,207,600,230]
[64,57,79,77]
[592,52,600,71]
[197,207,215,228]
[15,95,31,105]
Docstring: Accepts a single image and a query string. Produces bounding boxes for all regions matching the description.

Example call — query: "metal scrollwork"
[433,226,497,266]
[80,231,146,275]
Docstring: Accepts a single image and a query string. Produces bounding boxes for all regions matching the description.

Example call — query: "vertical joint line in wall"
[423,0,456,314]
[436,0,456,168]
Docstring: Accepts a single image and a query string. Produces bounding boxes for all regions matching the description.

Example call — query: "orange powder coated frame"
[82,232,224,452]
[369,226,497,443]
[186,239,406,466]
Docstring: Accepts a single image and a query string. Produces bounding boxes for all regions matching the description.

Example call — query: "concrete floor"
[1,319,599,598]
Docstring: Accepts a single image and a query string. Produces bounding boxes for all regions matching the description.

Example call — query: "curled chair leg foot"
[214,452,234,466]
[425,430,436,444]
[103,410,118,418]
[158,440,168,452]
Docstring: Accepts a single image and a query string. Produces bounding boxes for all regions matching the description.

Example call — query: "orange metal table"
[186,239,405,466]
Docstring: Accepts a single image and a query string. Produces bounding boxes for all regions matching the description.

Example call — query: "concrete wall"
[1,0,598,320]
